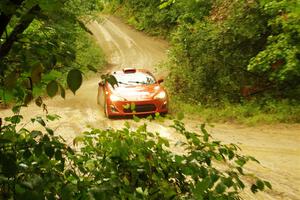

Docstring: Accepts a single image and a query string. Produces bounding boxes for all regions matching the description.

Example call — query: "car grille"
[123,104,156,113]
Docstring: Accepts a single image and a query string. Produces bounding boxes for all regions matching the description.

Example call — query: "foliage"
[0,0,105,105]
[167,0,271,103]
[0,113,75,199]
[109,0,300,104]
[0,113,271,199]
[247,0,300,97]
[169,97,300,125]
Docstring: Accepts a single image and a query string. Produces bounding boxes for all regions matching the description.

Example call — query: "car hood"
[109,84,163,101]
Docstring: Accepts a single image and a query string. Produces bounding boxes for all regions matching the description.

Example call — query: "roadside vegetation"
[170,97,300,125]
[1,112,270,199]
[0,0,283,199]
[106,0,300,124]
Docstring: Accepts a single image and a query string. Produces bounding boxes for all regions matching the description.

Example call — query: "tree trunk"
[0,0,25,38]
[0,5,40,60]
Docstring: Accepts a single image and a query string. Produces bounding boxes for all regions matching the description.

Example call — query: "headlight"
[110,94,125,101]
[154,91,166,99]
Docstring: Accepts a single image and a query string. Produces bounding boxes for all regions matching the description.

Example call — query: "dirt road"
[1,16,299,199]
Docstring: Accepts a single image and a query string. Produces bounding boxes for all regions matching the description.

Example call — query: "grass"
[169,97,300,125]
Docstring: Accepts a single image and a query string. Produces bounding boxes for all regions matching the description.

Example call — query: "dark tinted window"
[114,72,156,86]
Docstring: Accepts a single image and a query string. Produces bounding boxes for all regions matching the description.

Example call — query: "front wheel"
[97,86,105,106]
[104,101,112,119]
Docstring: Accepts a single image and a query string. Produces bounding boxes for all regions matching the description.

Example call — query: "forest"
[0,0,298,199]
[107,0,300,123]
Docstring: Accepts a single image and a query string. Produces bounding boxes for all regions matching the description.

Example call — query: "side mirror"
[157,78,164,84]
[98,81,105,87]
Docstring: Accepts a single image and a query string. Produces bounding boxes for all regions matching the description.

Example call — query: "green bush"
[109,0,300,104]
[169,97,300,124]
[1,113,271,199]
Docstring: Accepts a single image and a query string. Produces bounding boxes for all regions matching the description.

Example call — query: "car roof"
[112,68,151,75]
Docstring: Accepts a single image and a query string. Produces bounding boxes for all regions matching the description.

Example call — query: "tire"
[97,86,105,106]
[104,101,112,119]
[104,100,108,116]
[97,87,101,105]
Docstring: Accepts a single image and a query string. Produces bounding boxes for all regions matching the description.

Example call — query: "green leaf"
[33,144,42,157]
[133,115,140,122]
[35,96,43,107]
[251,184,258,193]
[59,83,66,99]
[123,176,130,186]
[264,181,272,189]
[130,103,136,111]
[15,184,26,194]
[30,130,42,138]
[46,127,54,135]
[155,112,160,119]
[55,150,63,161]
[228,150,235,160]
[236,167,244,175]
[256,180,265,190]
[47,80,58,97]
[24,92,33,105]
[87,65,97,72]
[12,105,21,113]
[210,173,219,184]
[36,117,46,126]
[175,155,184,164]
[136,187,144,195]
[177,112,184,120]
[214,154,223,161]
[223,177,233,188]
[67,69,82,94]
[4,72,17,89]
[85,160,95,170]
[235,158,246,166]
[194,177,210,197]
[73,135,85,146]
[10,115,23,124]
[249,156,260,163]
[46,114,60,121]
[31,64,43,84]
[45,145,55,158]
[61,184,74,200]
[78,20,93,35]
[235,177,245,189]
[2,153,17,177]
[216,183,226,194]
[201,124,209,142]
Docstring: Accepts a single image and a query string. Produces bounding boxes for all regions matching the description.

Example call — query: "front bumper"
[106,99,168,116]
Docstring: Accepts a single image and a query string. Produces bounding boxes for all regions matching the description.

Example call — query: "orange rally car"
[97,68,168,118]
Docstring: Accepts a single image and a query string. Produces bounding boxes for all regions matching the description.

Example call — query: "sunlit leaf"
[133,115,140,122]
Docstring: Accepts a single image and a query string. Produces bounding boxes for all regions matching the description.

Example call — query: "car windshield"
[113,72,156,86]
